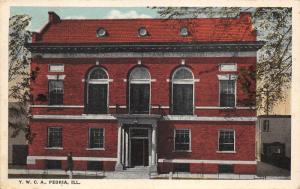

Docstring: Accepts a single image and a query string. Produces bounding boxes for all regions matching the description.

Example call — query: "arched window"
[129,67,151,114]
[85,67,109,114]
[172,67,194,115]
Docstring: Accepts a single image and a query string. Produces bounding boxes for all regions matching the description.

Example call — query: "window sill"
[47,105,65,109]
[173,150,192,153]
[216,151,236,154]
[218,107,236,109]
[86,148,105,151]
[45,147,63,150]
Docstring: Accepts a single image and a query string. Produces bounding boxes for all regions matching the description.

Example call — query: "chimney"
[48,11,61,24]
[32,32,41,42]
[239,12,252,24]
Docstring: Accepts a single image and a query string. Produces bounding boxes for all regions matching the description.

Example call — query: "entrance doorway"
[131,139,148,166]
[129,128,149,167]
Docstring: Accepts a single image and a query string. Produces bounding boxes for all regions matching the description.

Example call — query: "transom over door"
[87,84,107,114]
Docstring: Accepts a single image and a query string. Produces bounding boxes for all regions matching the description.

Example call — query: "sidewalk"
[257,161,290,177]
[8,169,290,179]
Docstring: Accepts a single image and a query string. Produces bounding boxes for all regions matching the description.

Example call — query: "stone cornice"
[26,41,265,53]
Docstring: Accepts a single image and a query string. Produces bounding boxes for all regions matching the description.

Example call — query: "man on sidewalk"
[65,152,74,179]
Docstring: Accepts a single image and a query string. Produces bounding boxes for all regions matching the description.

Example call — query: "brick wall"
[157,121,256,160]
[30,56,256,116]
[29,120,118,157]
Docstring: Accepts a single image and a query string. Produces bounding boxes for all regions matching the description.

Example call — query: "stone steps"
[108,167,150,179]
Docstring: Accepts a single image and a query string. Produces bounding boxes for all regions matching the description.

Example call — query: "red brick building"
[26,11,263,174]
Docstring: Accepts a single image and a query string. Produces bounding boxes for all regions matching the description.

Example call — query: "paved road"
[257,161,290,177]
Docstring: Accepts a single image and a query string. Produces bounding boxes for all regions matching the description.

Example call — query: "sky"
[10,7,159,32]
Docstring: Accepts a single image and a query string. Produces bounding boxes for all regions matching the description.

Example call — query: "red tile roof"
[32,12,256,43]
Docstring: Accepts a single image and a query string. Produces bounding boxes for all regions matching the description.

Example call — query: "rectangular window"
[174,163,190,172]
[47,127,62,148]
[49,64,64,72]
[48,80,64,105]
[174,129,190,151]
[45,160,62,169]
[89,128,104,148]
[218,130,235,152]
[173,84,193,115]
[220,80,235,107]
[218,164,234,173]
[263,120,270,132]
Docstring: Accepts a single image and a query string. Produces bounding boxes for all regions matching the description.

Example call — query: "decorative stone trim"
[195,106,255,110]
[30,105,84,108]
[27,156,117,164]
[163,115,256,122]
[47,75,66,80]
[158,158,256,164]
[217,74,238,80]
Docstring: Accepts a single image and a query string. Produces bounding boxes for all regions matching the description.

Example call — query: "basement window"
[218,164,234,173]
[174,163,190,172]
[45,160,62,170]
[87,161,103,171]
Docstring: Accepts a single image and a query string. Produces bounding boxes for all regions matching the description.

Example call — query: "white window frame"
[128,67,151,114]
[171,67,195,115]
[47,127,62,148]
[87,128,105,150]
[217,129,236,153]
[174,128,191,152]
[48,80,64,105]
[48,64,64,72]
[86,67,109,114]
[218,74,238,108]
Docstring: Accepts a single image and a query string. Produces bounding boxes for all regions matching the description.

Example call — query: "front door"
[129,128,149,167]
[131,139,149,166]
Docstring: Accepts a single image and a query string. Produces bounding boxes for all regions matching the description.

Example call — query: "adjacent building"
[257,115,291,170]
[26,12,263,174]
[8,102,28,167]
